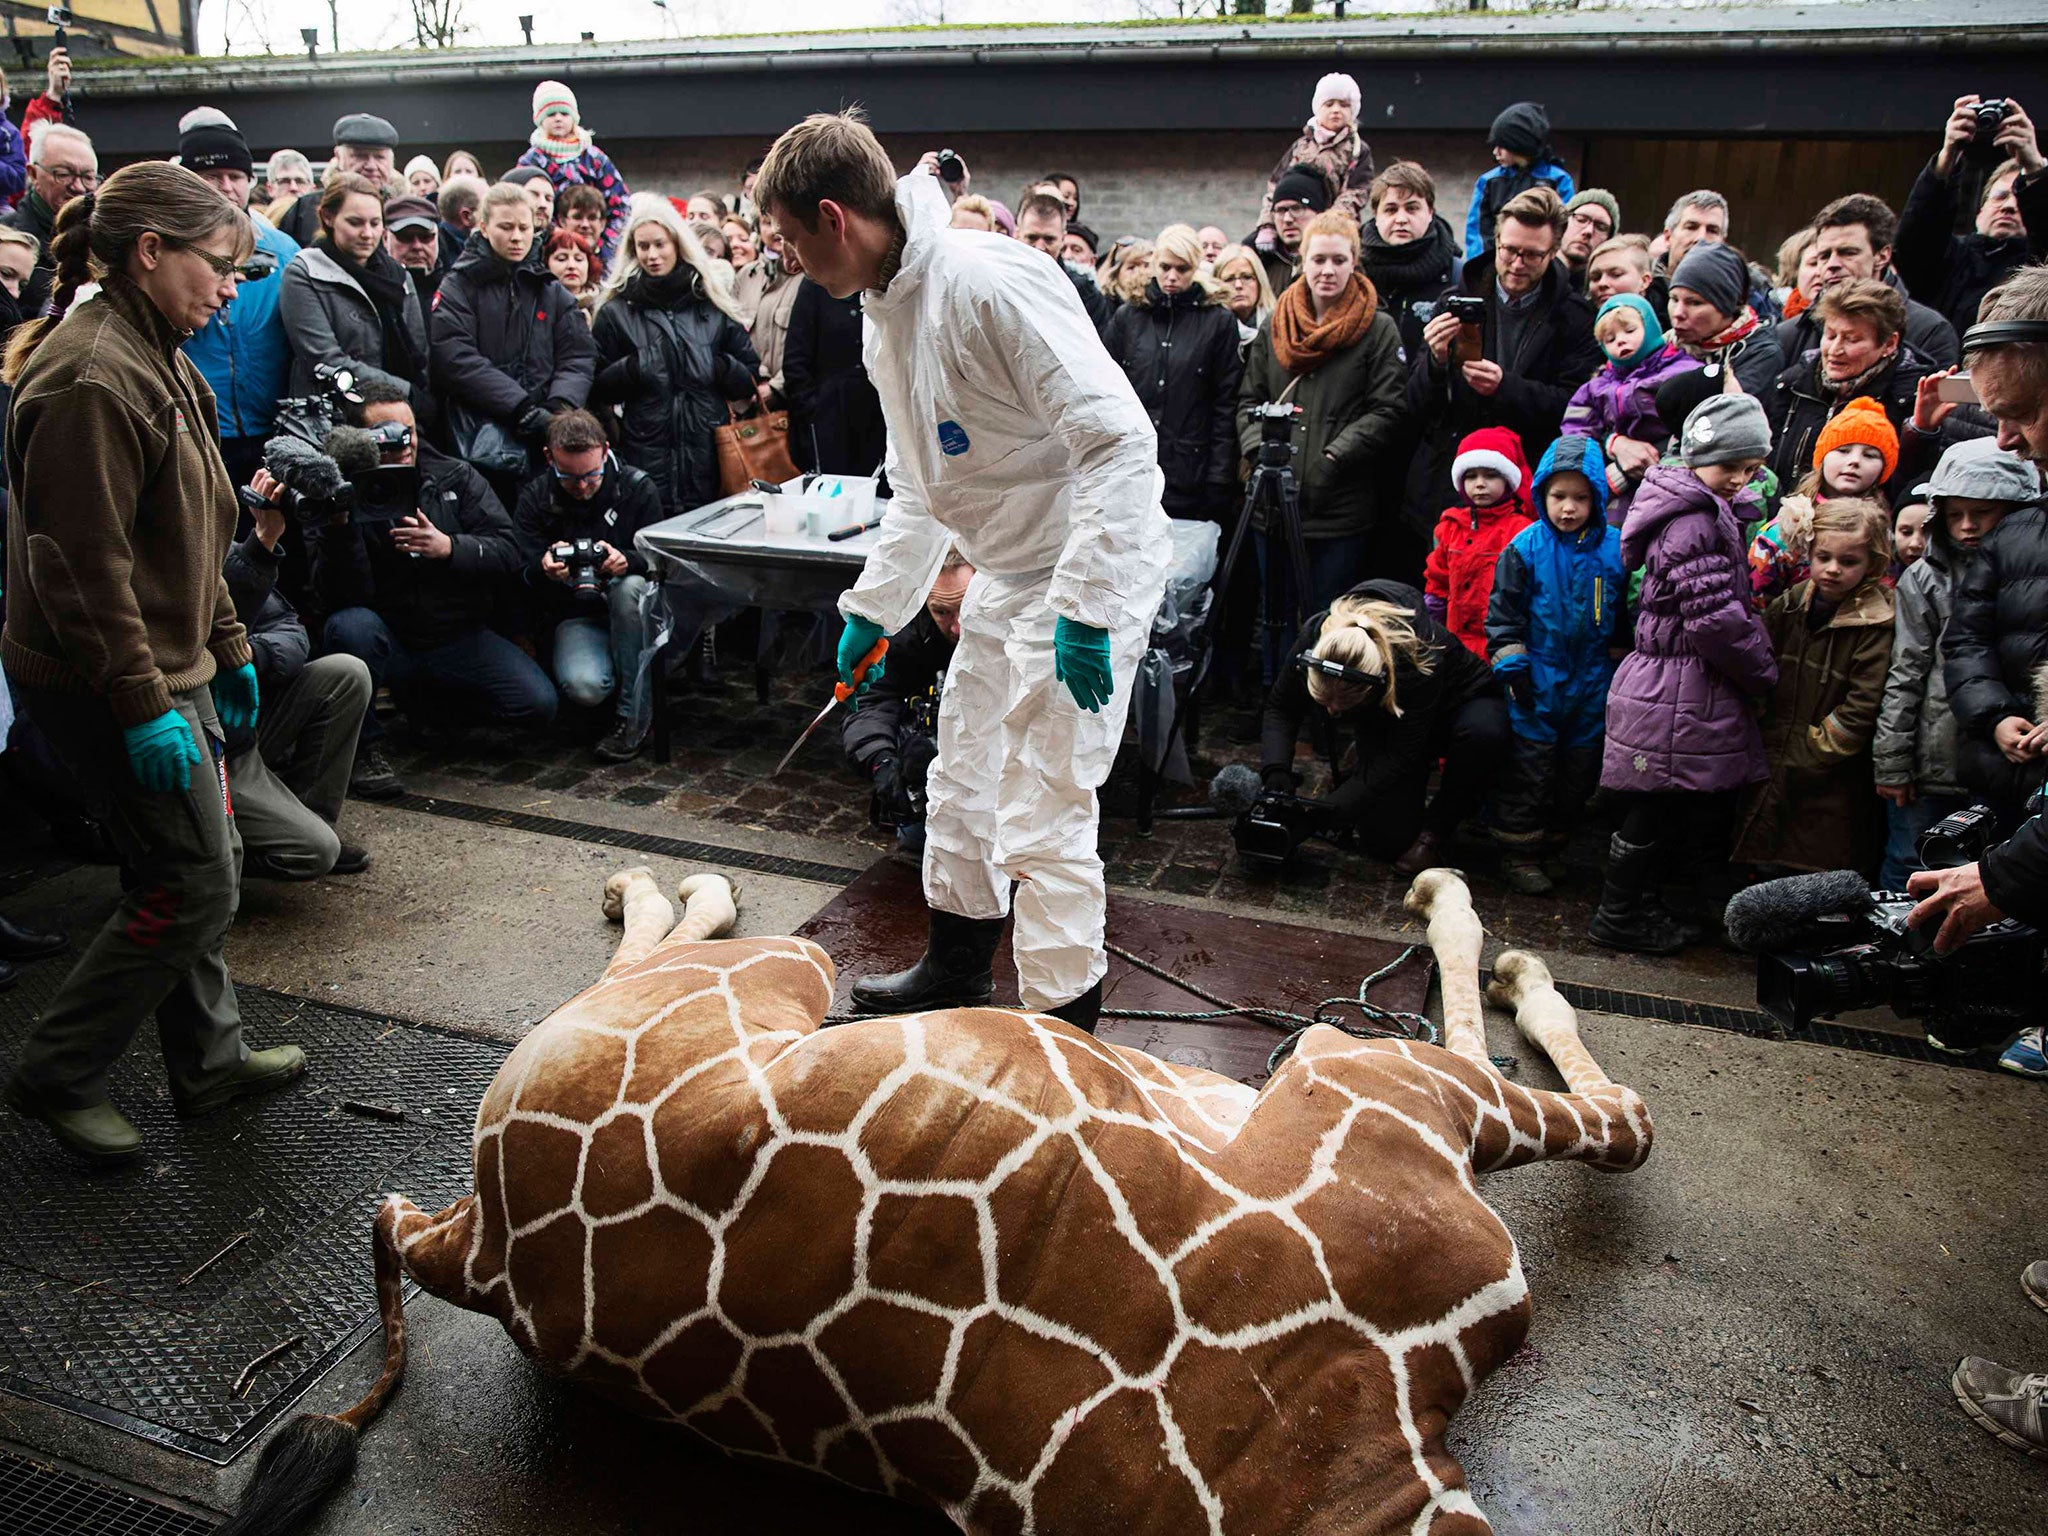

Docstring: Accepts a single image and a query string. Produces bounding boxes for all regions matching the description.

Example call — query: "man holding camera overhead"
[306,380,552,801]
[1893,94,2047,342]
[511,409,666,763]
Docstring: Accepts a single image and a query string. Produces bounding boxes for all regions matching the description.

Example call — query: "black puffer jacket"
[1762,344,1933,502]
[590,267,759,515]
[1944,501,2048,742]
[429,234,596,422]
[1260,578,1496,820]
[221,533,308,757]
[1101,281,1244,517]
[309,446,525,653]
[511,460,667,624]
[782,277,885,477]
[1892,157,2048,341]
[1403,253,1602,535]
[1359,216,1458,359]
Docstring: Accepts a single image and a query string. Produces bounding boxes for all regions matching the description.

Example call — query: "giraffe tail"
[218,1199,417,1535]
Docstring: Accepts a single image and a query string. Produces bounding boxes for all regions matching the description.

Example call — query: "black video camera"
[272,362,365,450]
[551,537,606,600]
[1250,400,1301,469]
[1231,789,1329,870]
[1967,98,2013,167]
[1755,805,2041,1049]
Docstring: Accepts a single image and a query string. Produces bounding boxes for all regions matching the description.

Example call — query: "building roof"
[69,2,2048,157]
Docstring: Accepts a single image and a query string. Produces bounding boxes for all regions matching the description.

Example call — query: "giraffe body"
[371,870,1650,1536]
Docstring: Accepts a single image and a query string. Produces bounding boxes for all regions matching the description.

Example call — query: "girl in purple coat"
[1593,393,1780,953]
[1559,294,1700,525]
[518,80,632,268]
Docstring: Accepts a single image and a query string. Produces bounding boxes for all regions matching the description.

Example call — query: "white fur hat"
[1314,73,1361,112]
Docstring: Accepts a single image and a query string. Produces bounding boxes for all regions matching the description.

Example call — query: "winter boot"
[850,909,1005,1014]
[1045,979,1103,1035]
[4,1076,142,1166]
[173,1045,308,1117]
[1587,834,1688,955]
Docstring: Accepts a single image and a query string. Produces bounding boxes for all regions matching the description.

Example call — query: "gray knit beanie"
[1680,393,1772,468]
[1565,188,1621,235]
[1669,239,1749,320]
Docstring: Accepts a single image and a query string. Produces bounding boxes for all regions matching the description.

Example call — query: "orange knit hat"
[1813,396,1899,485]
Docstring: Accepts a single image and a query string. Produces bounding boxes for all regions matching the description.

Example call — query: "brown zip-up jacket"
[4,273,251,728]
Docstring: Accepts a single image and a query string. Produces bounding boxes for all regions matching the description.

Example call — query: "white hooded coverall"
[841,170,1170,1010]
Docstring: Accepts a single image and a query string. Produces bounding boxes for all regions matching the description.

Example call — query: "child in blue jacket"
[1464,102,1575,259]
[1486,435,1627,893]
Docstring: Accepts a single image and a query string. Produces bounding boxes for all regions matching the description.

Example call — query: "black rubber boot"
[1045,979,1103,1035]
[850,909,1005,1013]
[1587,834,1688,955]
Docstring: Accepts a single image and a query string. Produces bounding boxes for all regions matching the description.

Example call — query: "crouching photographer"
[841,553,972,854]
[1255,578,1507,876]
[305,380,554,798]
[222,487,372,879]
[512,410,665,763]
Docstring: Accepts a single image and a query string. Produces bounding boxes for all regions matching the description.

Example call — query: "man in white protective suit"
[756,111,1169,1031]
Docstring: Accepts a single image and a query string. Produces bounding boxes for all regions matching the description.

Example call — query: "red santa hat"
[1451,426,1533,509]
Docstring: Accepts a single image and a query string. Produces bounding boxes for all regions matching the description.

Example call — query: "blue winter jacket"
[1486,434,1626,746]
[0,114,25,208]
[1464,158,1575,260]
[182,214,300,442]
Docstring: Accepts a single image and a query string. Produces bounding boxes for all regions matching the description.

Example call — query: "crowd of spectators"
[0,59,2045,1045]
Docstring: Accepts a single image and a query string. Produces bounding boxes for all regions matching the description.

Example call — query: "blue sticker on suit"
[937,420,970,456]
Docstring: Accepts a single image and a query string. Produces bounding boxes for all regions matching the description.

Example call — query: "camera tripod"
[1134,404,1314,833]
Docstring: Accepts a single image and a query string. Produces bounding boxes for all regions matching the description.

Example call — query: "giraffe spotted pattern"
[378,870,1650,1536]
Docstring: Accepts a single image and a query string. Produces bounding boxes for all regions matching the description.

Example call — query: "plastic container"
[782,474,877,539]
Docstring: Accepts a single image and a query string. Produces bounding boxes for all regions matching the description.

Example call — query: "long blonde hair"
[5,160,252,383]
[1308,595,1435,716]
[1102,237,1154,306]
[1153,223,1228,304]
[591,192,742,323]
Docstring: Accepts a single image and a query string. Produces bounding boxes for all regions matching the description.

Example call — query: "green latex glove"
[211,662,260,733]
[837,615,887,709]
[122,709,203,793]
[1052,616,1113,713]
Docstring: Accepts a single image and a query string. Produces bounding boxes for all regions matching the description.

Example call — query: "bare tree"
[411,0,469,48]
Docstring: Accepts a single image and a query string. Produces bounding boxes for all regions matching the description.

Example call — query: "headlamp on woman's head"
[1296,651,1387,701]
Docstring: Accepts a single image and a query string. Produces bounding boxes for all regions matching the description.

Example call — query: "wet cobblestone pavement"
[372,656,1749,981]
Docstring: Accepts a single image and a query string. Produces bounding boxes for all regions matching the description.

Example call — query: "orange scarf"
[1271,271,1379,375]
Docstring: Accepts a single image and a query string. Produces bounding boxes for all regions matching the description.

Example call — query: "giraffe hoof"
[1485,950,1549,1008]
[602,867,658,924]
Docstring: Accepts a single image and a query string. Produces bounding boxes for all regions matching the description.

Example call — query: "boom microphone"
[263,434,345,500]
[1723,869,1873,955]
[322,425,381,480]
[1210,763,1263,817]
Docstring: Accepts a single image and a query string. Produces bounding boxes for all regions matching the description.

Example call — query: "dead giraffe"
[225,867,1650,1536]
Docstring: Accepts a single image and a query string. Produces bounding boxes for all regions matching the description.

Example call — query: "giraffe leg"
[600,867,674,978]
[1403,869,1492,1069]
[1485,950,1611,1094]
[668,872,739,943]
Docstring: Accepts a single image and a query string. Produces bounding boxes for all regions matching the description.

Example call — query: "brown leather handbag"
[714,405,799,495]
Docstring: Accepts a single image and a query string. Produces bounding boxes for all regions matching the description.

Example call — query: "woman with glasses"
[0,161,306,1166]
[588,194,758,516]
[278,172,431,409]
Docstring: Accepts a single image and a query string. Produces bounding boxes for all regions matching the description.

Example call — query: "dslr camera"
[550,537,607,600]
[1249,400,1301,470]
[1752,803,2041,1050]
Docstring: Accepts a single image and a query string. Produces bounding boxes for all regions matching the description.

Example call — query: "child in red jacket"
[1425,426,1533,657]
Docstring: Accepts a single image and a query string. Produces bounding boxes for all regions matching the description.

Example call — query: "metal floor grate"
[0,1447,216,1534]
[0,966,509,1462]
[388,791,868,885]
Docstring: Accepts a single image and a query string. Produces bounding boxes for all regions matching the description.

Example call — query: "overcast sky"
[200,0,1145,54]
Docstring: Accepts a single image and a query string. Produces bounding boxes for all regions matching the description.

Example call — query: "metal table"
[634,491,885,761]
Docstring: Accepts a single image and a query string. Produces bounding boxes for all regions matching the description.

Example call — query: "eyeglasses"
[1495,243,1552,268]
[171,242,245,280]
[391,226,438,243]
[1567,210,1612,235]
[551,463,606,488]
[42,166,97,188]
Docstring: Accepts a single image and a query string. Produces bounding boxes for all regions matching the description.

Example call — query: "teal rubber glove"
[1052,617,1113,713]
[837,615,888,708]
[122,709,203,793]
[211,662,260,733]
